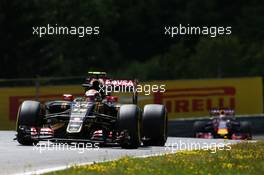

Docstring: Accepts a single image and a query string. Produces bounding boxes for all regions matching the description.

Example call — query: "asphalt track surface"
[0,131,242,175]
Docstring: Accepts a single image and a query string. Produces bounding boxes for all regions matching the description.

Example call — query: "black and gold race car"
[16,72,167,148]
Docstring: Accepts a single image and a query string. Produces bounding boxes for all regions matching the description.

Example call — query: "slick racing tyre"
[16,100,42,145]
[118,104,141,149]
[240,121,252,138]
[193,121,208,133]
[142,104,168,146]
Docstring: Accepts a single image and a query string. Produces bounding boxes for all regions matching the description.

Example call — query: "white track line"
[14,152,170,175]
[15,139,253,175]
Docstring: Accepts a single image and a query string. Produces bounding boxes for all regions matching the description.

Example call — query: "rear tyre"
[16,100,42,145]
[118,104,141,149]
[240,121,252,138]
[193,121,207,133]
[193,121,210,137]
[142,104,167,146]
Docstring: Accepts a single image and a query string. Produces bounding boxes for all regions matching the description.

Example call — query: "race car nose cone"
[217,128,228,135]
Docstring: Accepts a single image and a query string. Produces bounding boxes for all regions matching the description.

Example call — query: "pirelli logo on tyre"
[150,77,263,119]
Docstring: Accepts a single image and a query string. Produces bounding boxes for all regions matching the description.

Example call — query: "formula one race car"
[193,109,252,140]
[16,72,167,148]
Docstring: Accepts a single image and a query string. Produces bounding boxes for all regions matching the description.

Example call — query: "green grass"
[46,141,264,175]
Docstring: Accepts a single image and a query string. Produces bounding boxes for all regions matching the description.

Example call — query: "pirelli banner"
[136,77,263,119]
[0,77,263,129]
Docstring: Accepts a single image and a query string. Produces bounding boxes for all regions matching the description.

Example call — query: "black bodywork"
[16,72,168,148]
[42,98,121,143]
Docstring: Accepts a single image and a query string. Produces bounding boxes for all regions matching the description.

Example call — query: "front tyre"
[118,104,141,149]
[16,100,42,145]
[240,121,252,139]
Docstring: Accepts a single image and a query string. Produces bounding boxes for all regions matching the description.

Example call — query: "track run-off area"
[0,131,245,175]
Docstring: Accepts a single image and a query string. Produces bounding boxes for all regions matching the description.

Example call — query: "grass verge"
[46,141,264,175]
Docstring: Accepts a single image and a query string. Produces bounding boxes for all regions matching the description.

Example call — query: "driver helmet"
[219,114,226,118]
[85,89,101,102]
[219,110,226,118]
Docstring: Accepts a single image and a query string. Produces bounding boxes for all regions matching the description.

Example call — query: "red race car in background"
[193,109,252,140]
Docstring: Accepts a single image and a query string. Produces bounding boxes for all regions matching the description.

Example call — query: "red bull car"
[15,72,168,148]
[193,109,252,140]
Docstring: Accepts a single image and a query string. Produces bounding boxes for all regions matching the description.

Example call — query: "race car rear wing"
[82,72,138,104]
[209,108,235,116]
[104,79,138,104]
